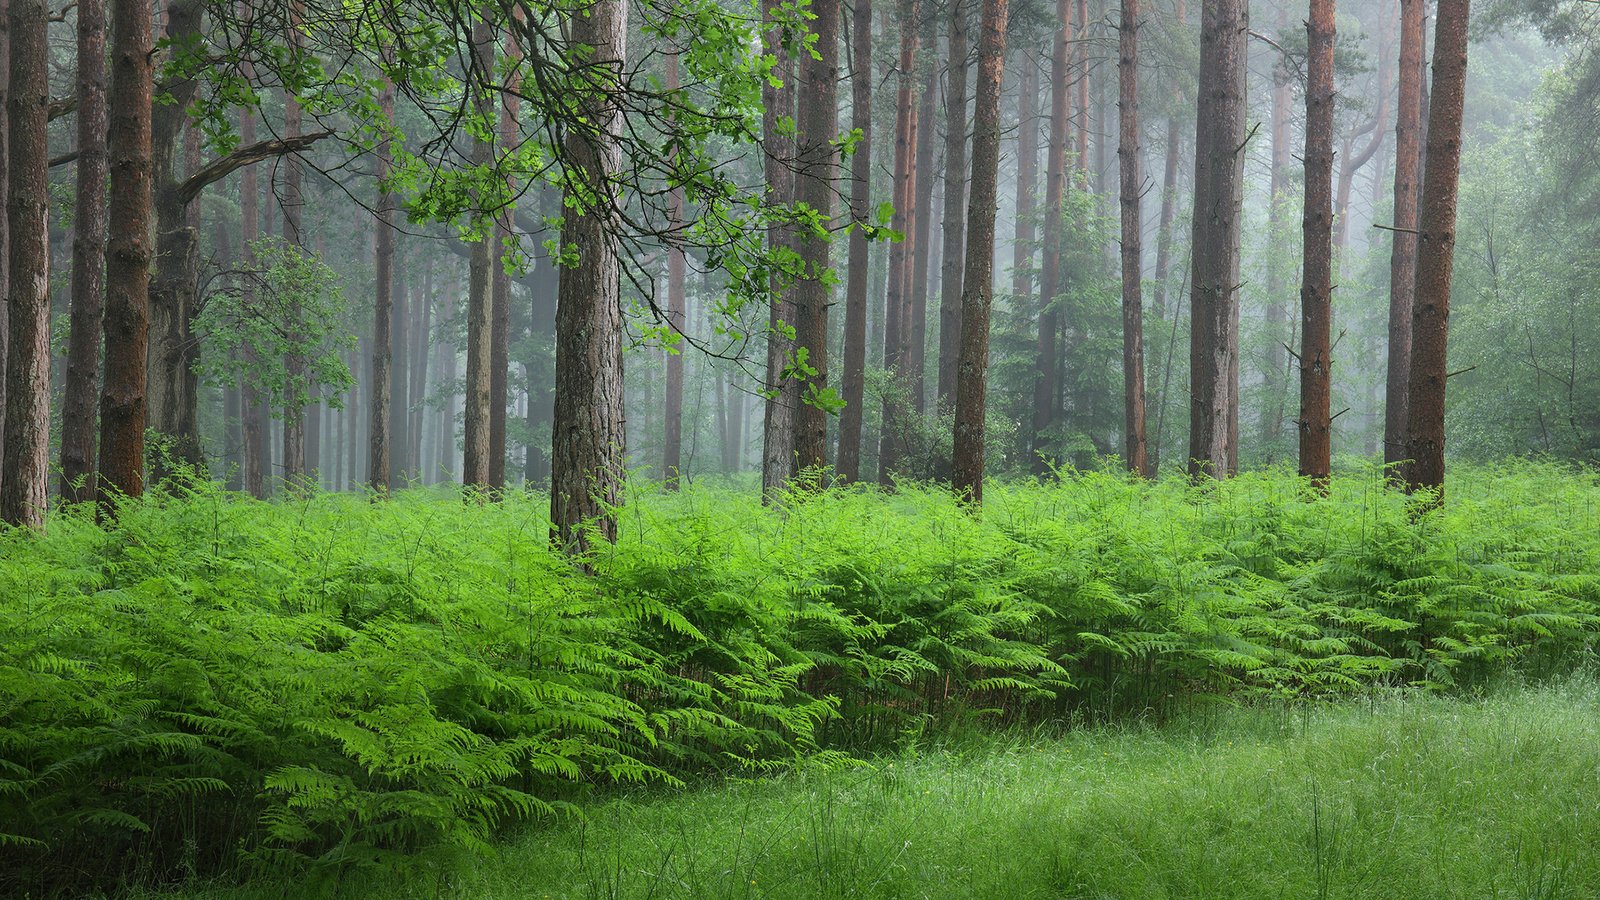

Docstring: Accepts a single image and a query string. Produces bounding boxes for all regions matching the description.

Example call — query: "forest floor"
[171,679,1600,899]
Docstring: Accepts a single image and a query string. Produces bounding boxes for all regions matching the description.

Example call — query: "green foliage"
[6,463,1600,892]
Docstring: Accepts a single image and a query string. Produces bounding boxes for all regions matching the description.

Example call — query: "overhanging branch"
[176,130,333,206]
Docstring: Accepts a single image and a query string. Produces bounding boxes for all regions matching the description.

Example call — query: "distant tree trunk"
[1260,6,1290,461]
[462,22,494,492]
[408,266,430,477]
[1031,0,1071,474]
[1403,1,1469,498]
[1152,124,1179,323]
[60,0,108,503]
[97,0,154,507]
[369,78,396,493]
[836,0,873,481]
[949,0,1007,503]
[1117,0,1148,477]
[238,101,265,498]
[877,0,920,484]
[760,0,799,498]
[280,3,306,487]
[526,187,558,486]
[1185,0,1247,479]
[489,30,521,492]
[908,40,938,415]
[935,0,969,413]
[1006,51,1038,378]
[1385,0,1424,469]
[1074,0,1089,179]
[551,0,626,552]
[663,49,686,488]
[792,0,840,474]
[2,0,48,526]
[1298,0,1335,488]
[1335,37,1392,256]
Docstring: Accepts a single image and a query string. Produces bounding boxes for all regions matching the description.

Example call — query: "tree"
[1117,0,1148,477]
[835,0,873,481]
[369,77,397,493]
[1260,5,1291,459]
[663,47,685,488]
[1031,0,1071,473]
[1385,0,1425,469]
[791,0,840,473]
[0,0,8,494]
[1298,0,1335,488]
[949,0,1007,503]
[935,0,968,413]
[462,22,494,492]
[759,0,798,499]
[1403,0,1471,497]
[2,0,49,527]
[280,1,308,486]
[489,28,522,491]
[60,0,109,503]
[877,0,920,484]
[1185,0,1247,479]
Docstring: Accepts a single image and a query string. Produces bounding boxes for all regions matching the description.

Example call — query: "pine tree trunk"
[488,31,521,492]
[1298,0,1335,488]
[0,0,10,492]
[462,22,494,492]
[409,266,431,478]
[792,0,840,475]
[1074,0,1089,179]
[836,0,873,481]
[759,0,799,499]
[1117,0,1148,477]
[663,49,686,488]
[1031,0,1072,474]
[876,0,920,484]
[2,0,49,525]
[1008,52,1038,388]
[935,0,969,414]
[949,0,1008,504]
[238,98,266,498]
[551,0,626,552]
[279,2,306,488]
[1403,1,1470,498]
[1385,0,1425,469]
[1185,0,1247,479]
[1260,6,1290,462]
[369,78,396,492]
[60,0,108,503]
[908,43,938,415]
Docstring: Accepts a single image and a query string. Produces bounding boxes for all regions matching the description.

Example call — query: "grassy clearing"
[184,680,1600,899]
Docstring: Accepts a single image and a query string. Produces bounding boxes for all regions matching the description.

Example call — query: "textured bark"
[907,41,938,414]
[759,0,799,498]
[835,0,873,481]
[525,186,558,486]
[1030,0,1071,474]
[0,0,9,490]
[1385,0,1424,469]
[2,0,48,526]
[1185,0,1247,479]
[280,1,306,487]
[462,22,494,492]
[949,0,1007,504]
[60,0,108,503]
[1117,0,1148,477]
[1007,54,1038,360]
[792,0,839,474]
[876,0,920,484]
[934,0,969,413]
[550,0,626,552]
[663,49,686,488]
[1403,1,1469,498]
[369,78,396,493]
[489,30,521,492]
[1298,0,1335,488]
[1260,6,1290,460]
[238,101,265,498]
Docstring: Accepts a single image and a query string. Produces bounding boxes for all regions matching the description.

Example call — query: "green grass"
[180,680,1600,899]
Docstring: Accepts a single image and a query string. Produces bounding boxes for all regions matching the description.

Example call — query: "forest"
[5,0,1600,895]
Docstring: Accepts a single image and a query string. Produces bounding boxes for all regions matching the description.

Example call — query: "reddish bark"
[1298,0,1335,488]
[1385,0,1425,469]
[836,0,873,481]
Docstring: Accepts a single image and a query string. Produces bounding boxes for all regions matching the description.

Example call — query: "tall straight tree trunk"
[836,0,873,481]
[935,0,968,413]
[792,0,840,474]
[551,0,626,552]
[1006,52,1038,357]
[877,0,920,484]
[97,0,153,507]
[238,100,265,497]
[60,0,108,503]
[1260,6,1290,461]
[280,4,306,487]
[408,266,430,476]
[663,49,686,488]
[1074,0,1089,178]
[1403,1,1469,498]
[0,0,9,492]
[2,0,48,526]
[1117,0,1148,477]
[1030,0,1071,474]
[489,30,521,492]
[949,0,1007,503]
[369,78,396,492]
[462,22,494,491]
[907,44,937,414]
[1385,0,1424,469]
[759,0,799,498]
[1298,0,1335,487]
[1184,0,1247,479]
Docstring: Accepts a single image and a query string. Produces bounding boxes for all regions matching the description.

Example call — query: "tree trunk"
[908,42,938,415]
[489,31,521,493]
[1385,0,1424,469]
[369,78,396,493]
[1184,0,1247,479]
[279,3,306,488]
[1260,6,1290,462]
[1031,0,1071,474]
[60,0,108,503]
[1007,52,1038,368]
[551,0,626,552]
[1074,0,1090,179]
[409,266,431,477]
[792,0,840,475]
[760,0,799,499]
[836,0,873,481]
[876,0,920,484]
[2,0,48,526]
[935,0,969,414]
[1298,0,1335,488]
[1117,0,1148,477]
[663,49,686,488]
[0,0,10,494]
[949,0,1007,504]
[238,100,265,498]
[1403,1,1469,498]
[462,22,494,492]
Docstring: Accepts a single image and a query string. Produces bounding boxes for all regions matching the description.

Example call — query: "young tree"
[1185,0,1247,479]
[1298,0,1335,487]
[1403,0,1470,497]
[60,0,109,503]
[835,0,873,481]
[1385,0,1425,469]
[791,0,840,473]
[949,0,1007,503]
[2,0,49,527]
[1117,0,1148,477]
[1031,0,1071,473]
